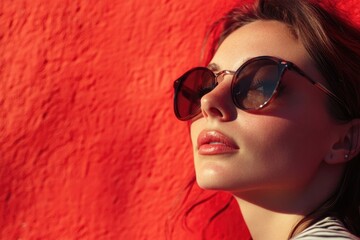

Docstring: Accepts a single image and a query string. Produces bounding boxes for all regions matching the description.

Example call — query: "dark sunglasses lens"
[175,68,215,120]
[232,59,279,110]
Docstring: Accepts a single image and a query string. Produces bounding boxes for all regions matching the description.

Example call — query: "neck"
[232,163,344,240]
[235,197,303,240]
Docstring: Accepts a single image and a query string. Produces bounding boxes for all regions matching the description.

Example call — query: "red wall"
[0,0,358,239]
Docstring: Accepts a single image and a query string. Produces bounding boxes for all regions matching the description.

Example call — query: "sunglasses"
[173,56,347,121]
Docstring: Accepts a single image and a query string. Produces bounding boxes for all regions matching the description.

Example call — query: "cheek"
[240,114,334,186]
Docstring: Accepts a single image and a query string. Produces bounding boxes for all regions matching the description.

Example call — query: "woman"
[173,0,360,239]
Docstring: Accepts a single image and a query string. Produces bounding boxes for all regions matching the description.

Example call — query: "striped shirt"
[291,217,359,239]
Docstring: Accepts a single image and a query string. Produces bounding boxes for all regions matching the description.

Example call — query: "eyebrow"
[207,63,221,71]
[207,57,252,72]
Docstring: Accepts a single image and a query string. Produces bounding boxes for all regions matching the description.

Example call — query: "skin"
[190,20,352,239]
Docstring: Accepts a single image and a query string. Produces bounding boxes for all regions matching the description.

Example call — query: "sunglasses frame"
[173,56,348,121]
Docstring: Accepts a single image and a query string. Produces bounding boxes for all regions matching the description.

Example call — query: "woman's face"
[190,20,344,197]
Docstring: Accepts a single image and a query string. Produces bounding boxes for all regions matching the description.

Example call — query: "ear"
[324,119,360,164]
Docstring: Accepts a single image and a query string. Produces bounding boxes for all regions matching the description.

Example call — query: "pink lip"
[197,130,239,155]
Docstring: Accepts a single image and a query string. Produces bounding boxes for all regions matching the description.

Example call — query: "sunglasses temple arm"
[290,64,351,115]
[313,82,347,104]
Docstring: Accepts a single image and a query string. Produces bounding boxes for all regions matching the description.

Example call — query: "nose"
[200,76,237,121]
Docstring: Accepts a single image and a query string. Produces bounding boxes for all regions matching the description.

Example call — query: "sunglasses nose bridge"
[200,69,238,121]
[214,70,235,85]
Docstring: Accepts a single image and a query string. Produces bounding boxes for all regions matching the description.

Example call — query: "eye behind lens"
[175,67,215,120]
[232,58,280,110]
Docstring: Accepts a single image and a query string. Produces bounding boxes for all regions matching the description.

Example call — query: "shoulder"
[291,217,359,240]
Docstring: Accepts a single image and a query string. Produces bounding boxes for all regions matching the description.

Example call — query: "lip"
[197,130,239,155]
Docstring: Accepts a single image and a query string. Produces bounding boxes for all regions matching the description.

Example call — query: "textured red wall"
[0,0,358,239]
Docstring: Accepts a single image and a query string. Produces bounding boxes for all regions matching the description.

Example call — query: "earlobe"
[324,149,349,164]
[324,119,360,165]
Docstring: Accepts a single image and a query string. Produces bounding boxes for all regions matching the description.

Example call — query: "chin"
[195,173,237,191]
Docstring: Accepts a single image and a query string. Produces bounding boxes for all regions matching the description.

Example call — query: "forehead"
[210,20,313,72]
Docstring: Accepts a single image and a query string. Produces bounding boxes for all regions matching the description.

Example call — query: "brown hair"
[178,0,360,238]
